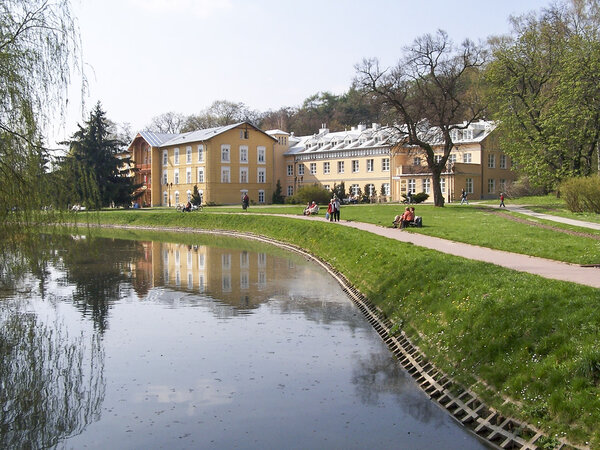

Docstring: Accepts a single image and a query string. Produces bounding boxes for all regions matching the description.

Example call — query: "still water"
[0,233,488,449]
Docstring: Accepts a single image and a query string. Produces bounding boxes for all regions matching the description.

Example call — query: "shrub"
[291,184,331,205]
[402,192,429,204]
[560,176,600,213]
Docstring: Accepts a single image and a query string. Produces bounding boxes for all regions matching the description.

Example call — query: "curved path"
[283,213,600,289]
[501,204,600,230]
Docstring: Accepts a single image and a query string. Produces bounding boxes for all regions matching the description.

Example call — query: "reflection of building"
[152,242,300,309]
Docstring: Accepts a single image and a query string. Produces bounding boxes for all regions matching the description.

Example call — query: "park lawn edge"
[61,210,600,447]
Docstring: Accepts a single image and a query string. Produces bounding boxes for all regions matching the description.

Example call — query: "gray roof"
[138,131,178,147]
[134,122,275,149]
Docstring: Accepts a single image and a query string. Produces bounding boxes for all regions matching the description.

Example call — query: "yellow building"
[269,121,515,203]
[269,124,393,201]
[128,122,277,206]
[390,121,515,203]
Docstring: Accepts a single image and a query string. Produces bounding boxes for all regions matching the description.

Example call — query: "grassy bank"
[82,209,600,447]
[138,202,600,264]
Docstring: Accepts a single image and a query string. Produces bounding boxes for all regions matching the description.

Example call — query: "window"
[240,167,248,184]
[500,154,507,169]
[221,145,230,162]
[367,159,374,172]
[174,169,179,185]
[174,148,180,165]
[382,158,390,171]
[466,178,473,194]
[162,171,167,185]
[324,185,330,191]
[239,145,248,163]
[186,190,192,202]
[257,168,266,183]
[240,129,249,139]
[351,184,360,196]
[186,167,191,184]
[186,146,192,164]
[448,154,457,164]
[175,191,180,204]
[434,154,443,164]
[258,190,265,203]
[310,163,316,175]
[162,150,168,166]
[323,162,330,174]
[488,178,496,193]
[423,178,430,194]
[221,166,230,183]
[352,160,359,173]
[440,177,446,193]
[408,179,416,194]
[500,179,506,191]
[163,191,168,205]
[382,183,390,196]
[366,184,375,196]
[257,146,266,164]
[197,167,204,183]
[197,145,204,162]
[488,153,496,168]
[298,164,304,175]
[287,186,293,196]
[412,157,421,166]
[287,164,293,176]
[337,161,344,173]
[463,153,472,163]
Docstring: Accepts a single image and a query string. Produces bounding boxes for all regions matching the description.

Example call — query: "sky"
[53,0,552,144]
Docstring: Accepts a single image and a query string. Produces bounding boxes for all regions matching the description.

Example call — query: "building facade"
[269,121,515,204]
[128,122,277,207]
[128,120,514,206]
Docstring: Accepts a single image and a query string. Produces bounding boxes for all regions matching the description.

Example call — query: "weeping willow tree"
[0,0,80,233]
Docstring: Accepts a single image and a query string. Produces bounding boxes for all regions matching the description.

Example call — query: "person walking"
[460,189,468,205]
[333,196,341,222]
[499,192,506,208]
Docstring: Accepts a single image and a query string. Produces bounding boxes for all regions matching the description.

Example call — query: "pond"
[0,232,489,449]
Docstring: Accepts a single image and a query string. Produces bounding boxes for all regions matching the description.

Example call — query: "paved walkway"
[286,212,600,289]
[500,204,600,230]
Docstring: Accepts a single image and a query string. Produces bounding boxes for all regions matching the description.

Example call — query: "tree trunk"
[430,167,444,207]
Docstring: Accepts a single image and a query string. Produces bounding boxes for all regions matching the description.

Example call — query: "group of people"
[303,201,319,215]
[393,206,422,229]
[326,197,340,222]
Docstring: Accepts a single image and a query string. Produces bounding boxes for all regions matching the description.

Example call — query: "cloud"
[130,0,233,18]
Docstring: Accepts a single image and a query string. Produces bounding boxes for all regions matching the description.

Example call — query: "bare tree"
[146,111,186,134]
[356,30,487,206]
[181,100,260,132]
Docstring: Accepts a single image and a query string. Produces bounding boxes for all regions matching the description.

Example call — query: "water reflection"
[0,234,487,449]
[0,309,104,449]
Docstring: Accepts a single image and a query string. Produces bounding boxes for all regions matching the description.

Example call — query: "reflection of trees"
[351,352,442,425]
[0,312,105,448]
[60,237,145,332]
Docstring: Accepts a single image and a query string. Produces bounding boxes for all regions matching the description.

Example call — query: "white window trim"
[186,146,192,164]
[197,144,204,162]
[239,145,248,164]
[221,166,231,183]
[240,167,248,184]
[257,146,266,164]
[221,144,231,163]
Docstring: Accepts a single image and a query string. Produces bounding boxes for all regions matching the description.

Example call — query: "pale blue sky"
[56,0,551,141]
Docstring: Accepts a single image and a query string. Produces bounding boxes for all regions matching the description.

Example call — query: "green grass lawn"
[73,209,600,447]
[170,202,600,264]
